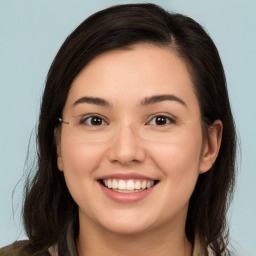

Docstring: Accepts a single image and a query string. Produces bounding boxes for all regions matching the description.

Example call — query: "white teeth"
[112,179,118,189]
[141,180,147,189]
[107,179,112,189]
[147,181,153,188]
[135,180,141,189]
[102,179,155,192]
[118,180,126,190]
[126,180,135,190]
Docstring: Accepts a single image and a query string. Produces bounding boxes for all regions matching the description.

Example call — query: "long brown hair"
[23,3,236,255]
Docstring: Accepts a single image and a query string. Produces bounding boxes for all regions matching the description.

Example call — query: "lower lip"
[99,183,155,203]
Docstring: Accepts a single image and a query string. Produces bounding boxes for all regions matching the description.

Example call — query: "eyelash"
[145,115,175,126]
[78,113,175,126]
[79,114,108,126]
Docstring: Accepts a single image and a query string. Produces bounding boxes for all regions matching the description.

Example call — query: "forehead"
[65,44,199,110]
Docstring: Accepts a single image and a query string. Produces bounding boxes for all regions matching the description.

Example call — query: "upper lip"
[97,172,157,181]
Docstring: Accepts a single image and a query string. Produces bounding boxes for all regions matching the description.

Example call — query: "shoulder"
[0,241,35,256]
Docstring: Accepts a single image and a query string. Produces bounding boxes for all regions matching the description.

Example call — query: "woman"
[0,3,236,256]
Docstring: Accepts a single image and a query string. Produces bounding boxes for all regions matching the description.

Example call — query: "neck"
[76,218,192,256]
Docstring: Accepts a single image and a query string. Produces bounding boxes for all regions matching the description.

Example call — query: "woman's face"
[57,44,215,235]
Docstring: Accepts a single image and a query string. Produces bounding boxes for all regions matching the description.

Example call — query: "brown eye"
[81,116,106,126]
[147,115,174,126]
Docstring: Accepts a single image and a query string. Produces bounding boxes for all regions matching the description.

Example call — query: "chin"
[102,221,153,236]
[95,210,160,236]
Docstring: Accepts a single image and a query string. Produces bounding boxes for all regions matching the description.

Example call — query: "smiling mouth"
[99,179,159,193]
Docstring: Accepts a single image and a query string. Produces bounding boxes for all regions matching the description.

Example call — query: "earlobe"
[56,144,64,171]
[199,120,223,174]
[55,128,64,171]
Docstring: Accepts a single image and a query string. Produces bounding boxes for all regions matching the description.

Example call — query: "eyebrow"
[73,96,111,107]
[140,94,187,108]
[72,94,187,108]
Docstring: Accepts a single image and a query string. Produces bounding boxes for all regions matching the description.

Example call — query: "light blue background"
[0,0,255,255]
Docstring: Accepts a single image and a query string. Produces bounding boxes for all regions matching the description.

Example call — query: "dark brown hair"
[23,3,236,255]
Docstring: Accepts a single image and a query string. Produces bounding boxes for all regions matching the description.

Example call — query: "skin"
[56,44,222,256]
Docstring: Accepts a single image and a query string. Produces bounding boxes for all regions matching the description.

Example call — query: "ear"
[199,120,223,174]
[55,128,64,171]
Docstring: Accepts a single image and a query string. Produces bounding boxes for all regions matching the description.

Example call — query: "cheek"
[59,133,107,198]
[149,129,203,182]
[60,127,108,173]
[140,130,203,225]
[61,143,101,175]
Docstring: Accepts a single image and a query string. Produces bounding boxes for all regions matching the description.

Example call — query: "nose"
[107,125,146,165]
